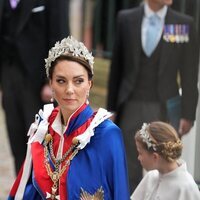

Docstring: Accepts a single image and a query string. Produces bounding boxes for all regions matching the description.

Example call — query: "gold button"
[72,137,79,145]
[45,133,52,143]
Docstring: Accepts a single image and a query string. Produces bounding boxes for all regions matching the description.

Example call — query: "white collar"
[51,110,66,136]
[144,2,167,20]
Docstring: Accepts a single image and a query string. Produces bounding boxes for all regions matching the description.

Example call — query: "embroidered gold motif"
[80,187,104,200]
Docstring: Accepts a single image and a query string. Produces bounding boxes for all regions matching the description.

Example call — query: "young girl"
[131,121,200,200]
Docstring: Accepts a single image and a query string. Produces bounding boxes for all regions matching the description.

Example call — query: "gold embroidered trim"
[80,186,104,200]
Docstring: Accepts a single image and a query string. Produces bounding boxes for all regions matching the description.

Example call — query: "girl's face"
[50,60,92,118]
[136,141,157,171]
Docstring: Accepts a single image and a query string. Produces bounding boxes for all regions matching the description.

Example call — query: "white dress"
[131,160,200,200]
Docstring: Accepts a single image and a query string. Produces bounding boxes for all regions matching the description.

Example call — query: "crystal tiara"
[139,123,157,151]
[45,36,94,77]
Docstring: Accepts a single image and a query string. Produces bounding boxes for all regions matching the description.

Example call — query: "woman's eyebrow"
[55,74,85,78]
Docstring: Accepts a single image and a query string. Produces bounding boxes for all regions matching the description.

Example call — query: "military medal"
[163,24,190,44]
[182,25,186,42]
[180,25,185,43]
[175,25,180,43]
[169,24,176,43]
[163,25,170,42]
[184,24,189,42]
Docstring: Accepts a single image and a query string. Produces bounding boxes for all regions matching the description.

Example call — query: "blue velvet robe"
[8,104,130,199]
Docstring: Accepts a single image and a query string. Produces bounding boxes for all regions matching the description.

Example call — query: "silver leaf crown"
[45,36,94,77]
[139,123,157,151]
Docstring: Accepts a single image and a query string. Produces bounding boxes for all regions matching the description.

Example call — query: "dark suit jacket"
[107,5,199,121]
[0,0,69,92]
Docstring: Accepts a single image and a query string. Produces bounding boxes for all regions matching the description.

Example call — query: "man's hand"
[178,118,193,138]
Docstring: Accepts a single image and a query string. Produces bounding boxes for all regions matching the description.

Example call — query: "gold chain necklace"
[44,134,79,199]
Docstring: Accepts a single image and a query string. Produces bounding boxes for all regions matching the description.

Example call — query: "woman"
[131,121,200,200]
[8,36,130,200]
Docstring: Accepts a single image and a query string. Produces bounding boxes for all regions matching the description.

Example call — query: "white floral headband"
[45,36,94,77]
[139,123,157,151]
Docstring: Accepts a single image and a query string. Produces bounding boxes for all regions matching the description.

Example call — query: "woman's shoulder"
[92,108,120,133]
[93,119,124,149]
[96,118,121,135]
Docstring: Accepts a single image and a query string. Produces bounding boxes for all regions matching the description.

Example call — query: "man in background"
[107,0,199,193]
[0,0,69,174]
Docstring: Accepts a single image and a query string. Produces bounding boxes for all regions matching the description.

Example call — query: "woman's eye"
[75,79,84,84]
[56,79,65,84]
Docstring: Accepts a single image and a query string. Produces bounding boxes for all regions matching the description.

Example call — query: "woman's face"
[50,60,92,117]
[136,141,157,171]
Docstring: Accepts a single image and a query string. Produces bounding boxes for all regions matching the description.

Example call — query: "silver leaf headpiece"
[45,36,94,77]
[139,123,157,151]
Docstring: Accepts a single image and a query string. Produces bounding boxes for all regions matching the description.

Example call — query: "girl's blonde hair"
[135,121,183,162]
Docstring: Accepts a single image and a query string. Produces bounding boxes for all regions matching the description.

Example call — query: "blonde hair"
[135,121,183,162]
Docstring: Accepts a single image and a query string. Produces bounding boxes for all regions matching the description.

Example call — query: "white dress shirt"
[142,3,167,53]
